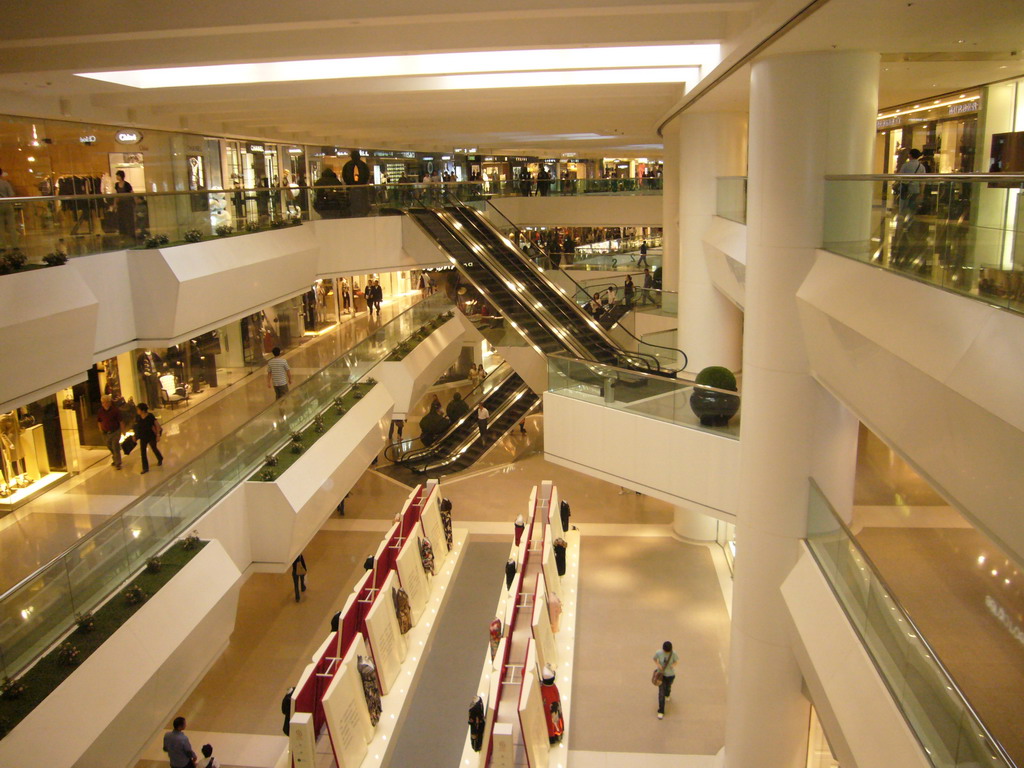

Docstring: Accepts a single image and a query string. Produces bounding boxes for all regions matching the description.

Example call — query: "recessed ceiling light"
[76,45,720,89]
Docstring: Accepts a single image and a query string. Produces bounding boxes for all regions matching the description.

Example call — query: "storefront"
[874,90,981,173]
[0,395,70,512]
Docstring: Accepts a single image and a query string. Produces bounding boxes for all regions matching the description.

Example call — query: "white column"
[675,112,747,374]
[724,51,879,768]
[671,505,719,541]
[660,121,682,292]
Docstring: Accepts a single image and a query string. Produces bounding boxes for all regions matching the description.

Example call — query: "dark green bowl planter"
[689,366,740,427]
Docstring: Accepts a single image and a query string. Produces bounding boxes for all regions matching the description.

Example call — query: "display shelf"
[459,483,580,768]
[309,528,467,768]
[0,471,68,512]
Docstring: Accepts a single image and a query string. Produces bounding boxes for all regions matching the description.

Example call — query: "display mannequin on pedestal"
[514,514,525,545]
[136,350,164,406]
[547,591,562,633]
[505,558,517,589]
[489,618,502,660]
[439,497,454,549]
[553,538,568,576]
[468,696,486,751]
[393,586,412,634]
[418,537,435,575]
[559,500,571,532]
[540,665,565,744]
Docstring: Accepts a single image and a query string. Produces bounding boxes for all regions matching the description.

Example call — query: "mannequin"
[505,558,517,589]
[553,538,568,577]
[0,413,24,487]
[357,655,382,726]
[136,350,164,405]
[468,696,486,752]
[560,499,571,532]
[419,537,435,575]
[439,498,454,549]
[489,618,502,660]
[514,514,525,546]
[540,665,565,744]
[393,586,412,634]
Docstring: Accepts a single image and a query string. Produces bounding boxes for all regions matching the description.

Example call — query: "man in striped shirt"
[266,346,292,399]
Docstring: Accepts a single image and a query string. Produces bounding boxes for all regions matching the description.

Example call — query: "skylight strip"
[75,44,719,89]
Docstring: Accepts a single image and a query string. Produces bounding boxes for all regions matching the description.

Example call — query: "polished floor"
[135,421,728,768]
[850,424,1024,766]
[0,295,420,594]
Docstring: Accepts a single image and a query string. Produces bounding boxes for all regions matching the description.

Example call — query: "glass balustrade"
[546,354,739,437]
[805,482,1014,768]
[823,174,1024,314]
[0,293,453,680]
[716,176,748,224]
[0,180,664,271]
[577,274,677,316]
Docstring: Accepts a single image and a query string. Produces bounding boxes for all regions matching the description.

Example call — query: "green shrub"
[123,585,147,606]
[42,252,68,267]
[694,366,737,392]
[56,642,80,667]
[258,467,276,481]
[145,557,162,574]
[0,678,25,701]
[75,612,95,634]
[215,224,233,237]
[182,531,201,551]
[183,229,203,243]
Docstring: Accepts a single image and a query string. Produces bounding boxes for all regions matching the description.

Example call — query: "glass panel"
[0,292,453,678]
[546,354,740,437]
[822,176,1024,316]
[716,177,748,224]
[805,482,1014,768]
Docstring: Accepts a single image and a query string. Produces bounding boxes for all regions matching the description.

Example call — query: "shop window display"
[0,397,68,510]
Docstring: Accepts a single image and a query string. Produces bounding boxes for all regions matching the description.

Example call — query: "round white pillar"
[671,505,719,541]
[724,51,879,768]
[660,120,682,292]
[675,111,747,374]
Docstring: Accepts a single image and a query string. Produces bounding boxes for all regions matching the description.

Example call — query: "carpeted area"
[384,539,509,768]
[570,536,730,756]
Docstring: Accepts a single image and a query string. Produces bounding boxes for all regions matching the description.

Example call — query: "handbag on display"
[120,434,137,455]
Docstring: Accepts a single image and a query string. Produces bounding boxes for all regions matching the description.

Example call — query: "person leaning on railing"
[312,167,347,219]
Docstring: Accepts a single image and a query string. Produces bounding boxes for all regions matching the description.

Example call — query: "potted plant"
[689,366,740,427]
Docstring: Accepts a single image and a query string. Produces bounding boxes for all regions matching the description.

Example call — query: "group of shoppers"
[312,149,372,219]
[96,395,164,475]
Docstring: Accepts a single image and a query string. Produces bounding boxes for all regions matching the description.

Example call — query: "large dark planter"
[689,388,740,427]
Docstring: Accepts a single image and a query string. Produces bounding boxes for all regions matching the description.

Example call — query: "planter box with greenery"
[689,366,741,427]
[244,379,395,566]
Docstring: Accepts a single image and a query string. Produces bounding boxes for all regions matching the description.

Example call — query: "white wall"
[703,216,747,310]
[373,316,465,412]
[542,392,739,519]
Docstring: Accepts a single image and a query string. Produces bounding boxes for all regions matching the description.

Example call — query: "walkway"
[134,422,731,768]
[0,293,421,594]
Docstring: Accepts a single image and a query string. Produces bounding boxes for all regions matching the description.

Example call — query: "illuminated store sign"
[115,130,142,144]
[247,143,266,153]
[79,135,97,145]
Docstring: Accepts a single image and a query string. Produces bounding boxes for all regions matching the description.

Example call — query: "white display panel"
[396,533,430,623]
[548,483,565,541]
[312,631,338,663]
[334,593,359,657]
[419,495,449,570]
[288,712,316,768]
[519,665,551,768]
[491,723,515,768]
[322,657,373,768]
[532,575,558,672]
[366,573,407,695]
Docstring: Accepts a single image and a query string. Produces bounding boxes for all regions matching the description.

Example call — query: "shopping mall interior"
[0,2,1023,768]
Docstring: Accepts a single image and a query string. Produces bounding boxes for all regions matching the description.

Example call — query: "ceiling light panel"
[76,45,720,89]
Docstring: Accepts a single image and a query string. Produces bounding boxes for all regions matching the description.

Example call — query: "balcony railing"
[0,179,663,270]
[0,293,452,682]
[805,481,1015,768]
[716,176,747,224]
[823,174,1024,314]
[546,353,740,437]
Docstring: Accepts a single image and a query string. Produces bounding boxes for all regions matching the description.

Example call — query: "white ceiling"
[3,0,1022,158]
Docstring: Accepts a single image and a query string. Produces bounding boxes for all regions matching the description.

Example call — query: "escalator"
[378,363,539,486]
[472,198,689,372]
[407,203,670,374]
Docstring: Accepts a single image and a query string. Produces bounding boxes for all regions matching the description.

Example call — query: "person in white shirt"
[266,347,292,399]
[896,148,927,218]
[198,743,220,768]
[476,404,490,445]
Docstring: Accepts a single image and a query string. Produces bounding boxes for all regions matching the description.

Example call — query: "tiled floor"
[134,429,721,768]
[0,295,420,594]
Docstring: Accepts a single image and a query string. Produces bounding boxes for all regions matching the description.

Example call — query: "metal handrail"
[457,196,683,372]
[0,293,442,604]
[806,479,1017,768]
[824,173,1024,182]
[547,352,739,395]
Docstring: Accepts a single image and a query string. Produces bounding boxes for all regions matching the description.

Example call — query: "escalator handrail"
[443,195,680,372]
[424,204,599,363]
[405,206,558,354]
[396,379,536,475]
[382,362,516,464]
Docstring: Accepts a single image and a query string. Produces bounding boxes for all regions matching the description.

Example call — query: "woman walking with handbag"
[653,640,679,719]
